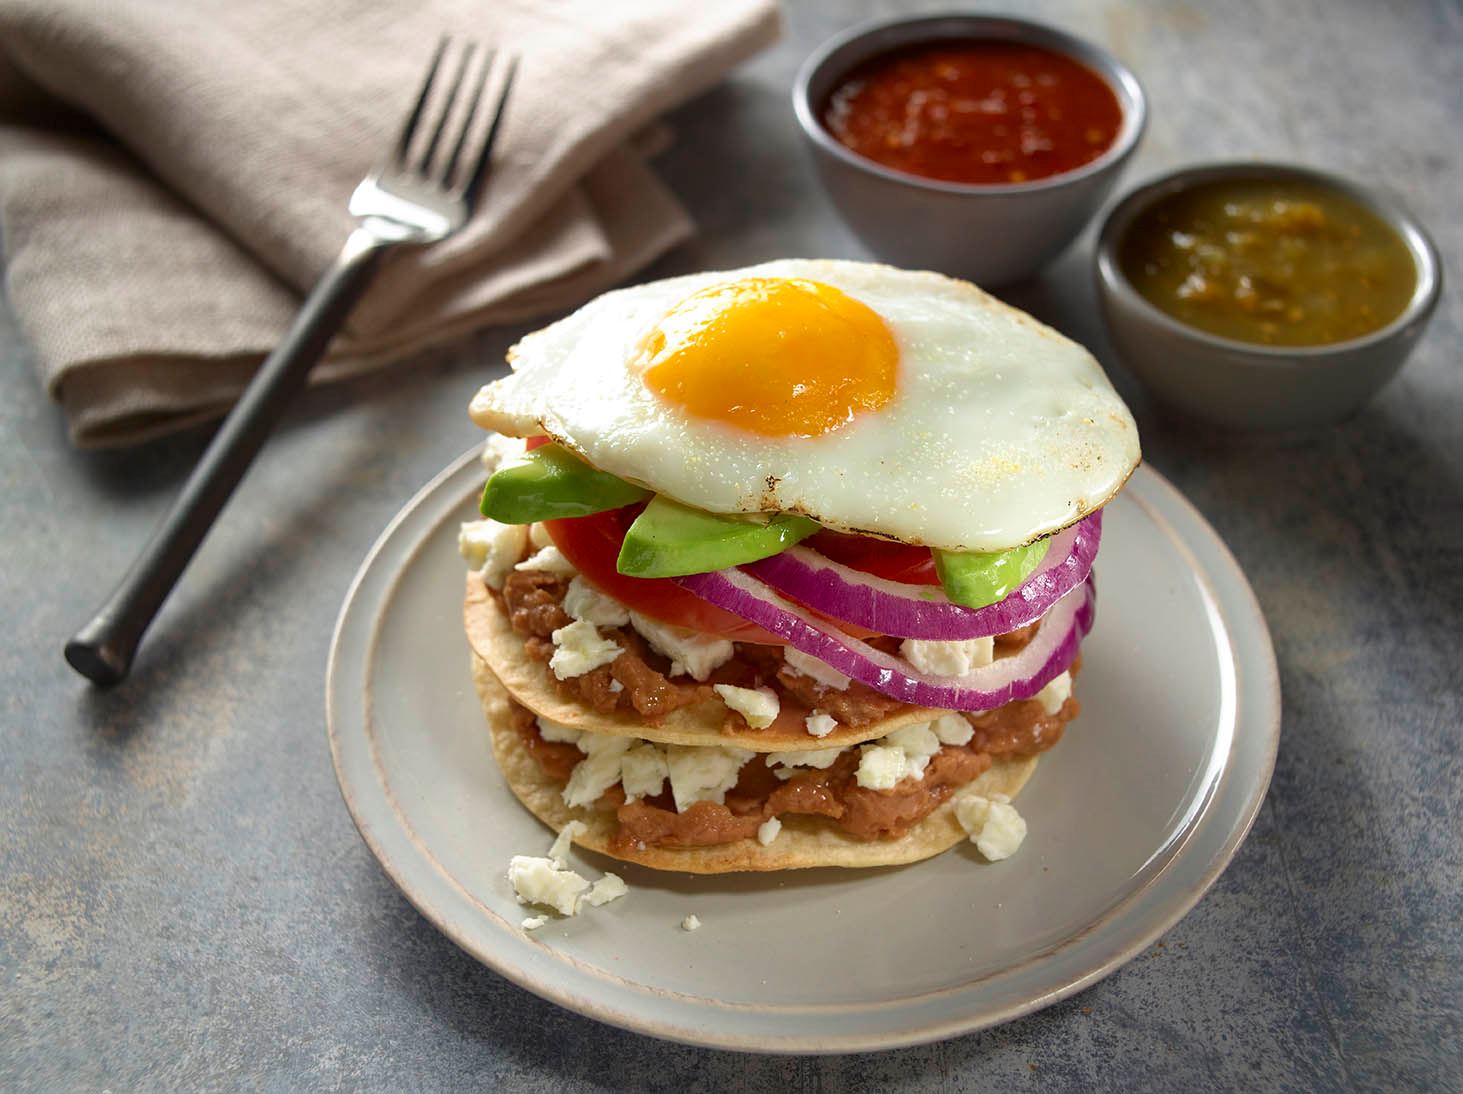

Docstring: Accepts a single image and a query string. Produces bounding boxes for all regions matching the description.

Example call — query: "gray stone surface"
[3,0,1459,1089]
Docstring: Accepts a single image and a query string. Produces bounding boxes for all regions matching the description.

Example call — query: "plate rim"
[326,451,1281,1053]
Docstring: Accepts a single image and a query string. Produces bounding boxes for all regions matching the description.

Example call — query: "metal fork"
[65,39,517,686]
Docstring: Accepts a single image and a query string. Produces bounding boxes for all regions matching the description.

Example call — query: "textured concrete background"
[3,0,1459,1089]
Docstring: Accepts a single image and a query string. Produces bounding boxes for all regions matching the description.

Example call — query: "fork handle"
[65,228,391,686]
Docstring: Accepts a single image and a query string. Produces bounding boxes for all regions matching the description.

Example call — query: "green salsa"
[1119,178,1416,347]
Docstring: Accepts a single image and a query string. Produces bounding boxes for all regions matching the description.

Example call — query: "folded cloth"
[0,0,779,447]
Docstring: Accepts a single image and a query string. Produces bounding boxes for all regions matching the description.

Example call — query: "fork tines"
[395,37,517,200]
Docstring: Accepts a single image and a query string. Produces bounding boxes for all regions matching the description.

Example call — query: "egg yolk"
[636,277,898,437]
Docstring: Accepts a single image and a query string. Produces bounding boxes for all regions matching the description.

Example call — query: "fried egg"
[470,259,1139,551]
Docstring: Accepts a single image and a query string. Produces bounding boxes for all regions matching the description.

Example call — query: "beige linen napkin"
[0,0,780,447]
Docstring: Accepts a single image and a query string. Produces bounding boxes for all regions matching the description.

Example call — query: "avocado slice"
[617,496,820,578]
[480,442,650,523]
[933,538,1052,610]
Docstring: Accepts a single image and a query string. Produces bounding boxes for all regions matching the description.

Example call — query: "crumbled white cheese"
[508,826,631,925]
[885,722,942,779]
[548,820,587,866]
[773,718,964,792]
[856,744,908,790]
[899,635,995,677]
[619,743,670,801]
[665,743,754,813]
[536,716,582,745]
[955,793,1027,861]
[515,544,578,576]
[481,433,527,473]
[562,735,633,808]
[1034,671,1072,716]
[756,817,782,846]
[804,711,839,738]
[681,914,701,932]
[608,679,624,693]
[783,647,851,690]
[529,521,554,549]
[548,620,622,680]
[768,746,844,780]
[713,684,780,729]
[932,712,975,746]
[563,576,631,627]
[629,611,734,680]
[584,873,628,907]
[457,519,529,590]
[508,855,590,916]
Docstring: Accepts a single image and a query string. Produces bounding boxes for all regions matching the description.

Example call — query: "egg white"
[470,259,1139,552]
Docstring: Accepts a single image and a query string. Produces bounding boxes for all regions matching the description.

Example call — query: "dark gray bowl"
[1095,162,1442,430]
[793,13,1146,286]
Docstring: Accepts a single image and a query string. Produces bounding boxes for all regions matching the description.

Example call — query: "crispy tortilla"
[464,571,953,751]
[474,655,1037,873]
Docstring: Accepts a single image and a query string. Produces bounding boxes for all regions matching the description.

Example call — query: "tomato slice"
[806,529,941,585]
[543,505,786,643]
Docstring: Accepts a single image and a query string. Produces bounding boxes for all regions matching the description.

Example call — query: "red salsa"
[822,40,1123,186]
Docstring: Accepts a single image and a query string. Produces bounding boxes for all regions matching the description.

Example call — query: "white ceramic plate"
[327,452,1280,1053]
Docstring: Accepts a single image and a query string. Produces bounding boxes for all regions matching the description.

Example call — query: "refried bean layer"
[498,543,1079,849]
[507,684,1078,850]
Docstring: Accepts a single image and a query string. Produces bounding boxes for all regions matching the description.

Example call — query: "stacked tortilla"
[458,260,1137,873]
[464,540,1074,873]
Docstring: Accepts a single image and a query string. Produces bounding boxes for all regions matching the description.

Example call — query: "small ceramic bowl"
[792,13,1147,286]
[1095,162,1442,430]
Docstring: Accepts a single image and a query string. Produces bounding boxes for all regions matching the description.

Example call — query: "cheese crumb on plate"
[585,873,628,907]
[955,792,1028,861]
[507,822,629,928]
[507,855,590,916]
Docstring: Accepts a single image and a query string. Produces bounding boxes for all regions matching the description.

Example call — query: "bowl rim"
[1095,160,1444,360]
[792,12,1149,196]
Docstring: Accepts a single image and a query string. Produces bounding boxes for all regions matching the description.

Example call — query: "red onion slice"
[743,512,1101,640]
[675,567,1096,712]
